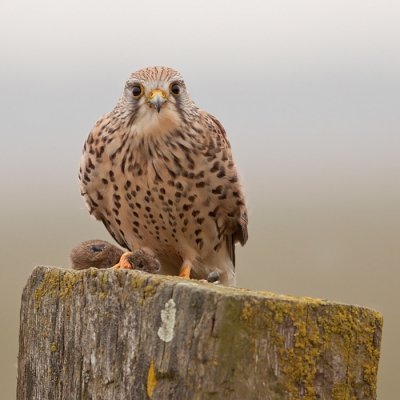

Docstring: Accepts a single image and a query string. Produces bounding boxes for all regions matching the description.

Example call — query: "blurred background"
[1,1,399,398]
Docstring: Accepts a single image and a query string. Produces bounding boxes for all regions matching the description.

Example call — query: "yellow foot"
[112,249,161,273]
[179,261,192,279]
[112,252,133,269]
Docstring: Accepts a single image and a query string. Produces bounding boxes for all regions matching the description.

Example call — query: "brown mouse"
[70,240,160,274]
[70,240,124,270]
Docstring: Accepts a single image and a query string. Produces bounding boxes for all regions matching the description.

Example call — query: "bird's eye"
[170,84,180,95]
[138,263,144,269]
[132,85,143,98]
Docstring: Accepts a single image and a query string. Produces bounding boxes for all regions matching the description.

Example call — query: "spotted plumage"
[79,66,248,285]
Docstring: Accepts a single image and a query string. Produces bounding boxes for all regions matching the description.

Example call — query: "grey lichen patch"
[157,298,176,342]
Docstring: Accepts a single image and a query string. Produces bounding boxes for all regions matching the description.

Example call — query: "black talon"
[207,271,220,283]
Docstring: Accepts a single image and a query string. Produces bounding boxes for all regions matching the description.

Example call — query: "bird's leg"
[112,252,132,269]
[112,246,157,270]
[179,260,192,279]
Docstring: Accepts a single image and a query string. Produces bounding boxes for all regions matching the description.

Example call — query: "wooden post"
[18,266,382,399]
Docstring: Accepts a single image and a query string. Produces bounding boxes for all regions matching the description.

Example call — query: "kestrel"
[79,67,248,285]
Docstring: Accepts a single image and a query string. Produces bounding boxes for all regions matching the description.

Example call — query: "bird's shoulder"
[82,112,117,151]
[198,110,230,146]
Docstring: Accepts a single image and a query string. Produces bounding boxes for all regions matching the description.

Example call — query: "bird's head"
[116,67,196,136]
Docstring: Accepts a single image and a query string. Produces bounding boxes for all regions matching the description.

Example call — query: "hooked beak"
[147,89,167,113]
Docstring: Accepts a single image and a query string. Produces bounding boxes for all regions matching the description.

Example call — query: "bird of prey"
[79,67,248,285]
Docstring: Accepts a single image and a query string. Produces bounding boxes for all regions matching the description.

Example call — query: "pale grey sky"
[1,1,399,397]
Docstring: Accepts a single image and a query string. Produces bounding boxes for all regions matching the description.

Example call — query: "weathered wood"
[18,266,382,400]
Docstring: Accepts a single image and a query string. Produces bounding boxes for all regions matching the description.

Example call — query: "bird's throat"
[130,106,181,139]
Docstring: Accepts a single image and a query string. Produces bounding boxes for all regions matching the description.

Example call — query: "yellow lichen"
[100,270,109,284]
[131,273,148,290]
[236,293,383,399]
[60,271,78,299]
[240,300,252,321]
[29,266,382,398]
[34,269,61,310]
[144,285,157,298]
[147,360,158,398]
